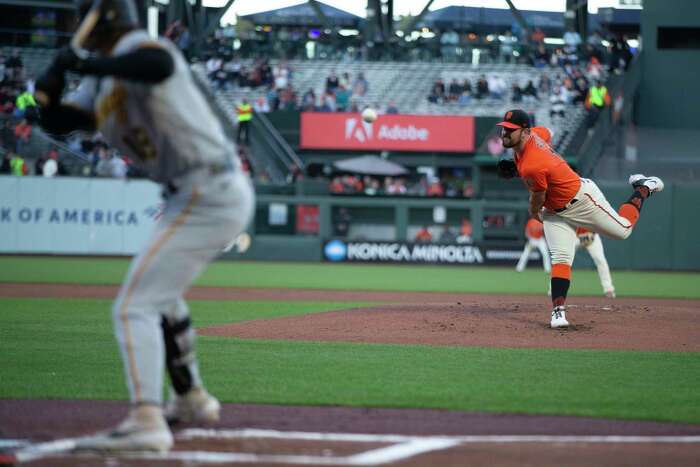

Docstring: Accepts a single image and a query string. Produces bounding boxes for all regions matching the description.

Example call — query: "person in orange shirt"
[496,109,662,328]
[415,225,433,243]
[516,218,551,274]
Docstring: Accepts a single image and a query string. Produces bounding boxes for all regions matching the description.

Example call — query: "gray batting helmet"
[77,0,140,32]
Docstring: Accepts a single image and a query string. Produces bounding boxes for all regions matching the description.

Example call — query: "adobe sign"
[300,113,475,152]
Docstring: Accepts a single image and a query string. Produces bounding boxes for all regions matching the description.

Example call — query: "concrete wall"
[639,0,700,128]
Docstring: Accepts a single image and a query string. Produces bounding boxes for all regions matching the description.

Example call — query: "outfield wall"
[1,176,697,270]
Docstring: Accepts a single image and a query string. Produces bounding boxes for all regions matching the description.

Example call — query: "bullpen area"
[1,257,699,466]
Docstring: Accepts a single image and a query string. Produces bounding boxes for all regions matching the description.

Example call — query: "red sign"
[296,204,319,234]
[300,113,475,153]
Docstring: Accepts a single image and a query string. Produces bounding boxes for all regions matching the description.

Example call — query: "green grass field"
[1,256,699,424]
[3,256,700,298]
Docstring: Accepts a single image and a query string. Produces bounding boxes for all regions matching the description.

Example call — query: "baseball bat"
[35,0,104,107]
[0,438,78,465]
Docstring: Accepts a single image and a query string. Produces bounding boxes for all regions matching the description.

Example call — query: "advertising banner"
[323,239,542,266]
[0,176,161,255]
[300,113,475,152]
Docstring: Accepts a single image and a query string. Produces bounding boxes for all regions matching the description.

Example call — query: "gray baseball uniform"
[67,30,254,405]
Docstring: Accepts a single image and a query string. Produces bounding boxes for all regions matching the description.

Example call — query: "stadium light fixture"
[544,37,565,45]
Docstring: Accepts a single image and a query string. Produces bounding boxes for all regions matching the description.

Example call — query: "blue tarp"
[240,1,362,27]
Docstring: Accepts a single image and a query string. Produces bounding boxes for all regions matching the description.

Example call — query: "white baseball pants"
[544,178,633,267]
[112,169,254,405]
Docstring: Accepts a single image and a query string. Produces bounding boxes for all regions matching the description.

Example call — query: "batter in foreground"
[34,0,254,453]
[496,109,662,328]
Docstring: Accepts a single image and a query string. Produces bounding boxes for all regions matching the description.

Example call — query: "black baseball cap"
[497,109,531,130]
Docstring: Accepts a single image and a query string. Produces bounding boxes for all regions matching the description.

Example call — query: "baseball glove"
[496,158,519,179]
[578,232,595,247]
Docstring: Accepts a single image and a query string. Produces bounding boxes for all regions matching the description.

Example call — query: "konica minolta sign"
[323,240,540,265]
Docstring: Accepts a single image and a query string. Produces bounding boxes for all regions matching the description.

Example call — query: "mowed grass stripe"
[2,256,700,298]
[1,298,699,424]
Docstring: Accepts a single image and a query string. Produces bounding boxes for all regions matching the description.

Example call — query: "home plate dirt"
[2,284,699,466]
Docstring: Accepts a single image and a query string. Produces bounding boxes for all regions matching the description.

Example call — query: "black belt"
[554,198,578,213]
[163,163,233,197]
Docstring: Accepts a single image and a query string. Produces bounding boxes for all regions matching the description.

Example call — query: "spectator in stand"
[0,152,11,174]
[273,61,290,90]
[475,75,489,99]
[586,56,603,81]
[335,85,350,112]
[572,77,589,105]
[448,78,462,102]
[13,118,31,154]
[6,50,23,82]
[532,43,549,68]
[325,70,339,94]
[317,93,333,112]
[266,85,280,111]
[301,88,316,111]
[15,88,36,118]
[499,30,517,63]
[428,78,446,103]
[339,72,351,90]
[511,81,523,103]
[426,178,444,197]
[42,147,60,177]
[352,72,369,97]
[530,27,545,45]
[0,85,15,114]
[456,219,473,244]
[458,79,472,105]
[488,75,506,100]
[278,86,298,111]
[224,56,242,87]
[415,225,433,243]
[329,176,344,194]
[253,96,270,113]
[10,152,26,176]
[523,80,538,103]
[206,55,225,89]
[438,225,457,243]
[385,101,399,114]
[549,86,566,119]
[235,98,253,144]
[563,27,582,56]
[585,79,611,128]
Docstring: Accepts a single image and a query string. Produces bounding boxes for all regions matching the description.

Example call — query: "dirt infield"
[2,283,700,466]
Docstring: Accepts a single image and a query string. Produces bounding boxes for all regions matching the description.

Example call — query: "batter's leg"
[515,241,534,272]
[586,235,615,295]
[535,238,552,273]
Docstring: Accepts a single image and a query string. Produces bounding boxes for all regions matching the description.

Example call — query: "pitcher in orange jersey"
[497,109,663,328]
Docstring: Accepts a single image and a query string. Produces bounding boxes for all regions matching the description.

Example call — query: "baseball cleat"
[628,174,664,195]
[164,386,221,426]
[604,290,616,299]
[550,306,569,328]
[75,405,173,453]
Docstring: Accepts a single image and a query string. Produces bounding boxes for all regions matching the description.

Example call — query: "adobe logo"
[345,118,373,143]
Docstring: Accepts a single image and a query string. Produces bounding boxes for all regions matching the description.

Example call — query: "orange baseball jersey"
[525,218,545,239]
[576,227,591,235]
[515,132,580,211]
[531,126,552,144]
